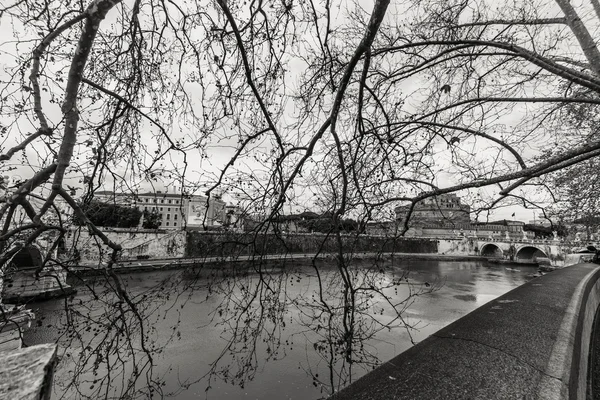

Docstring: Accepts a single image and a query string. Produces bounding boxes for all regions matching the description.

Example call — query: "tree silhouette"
[1,0,600,398]
[141,210,161,230]
[73,201,141,228]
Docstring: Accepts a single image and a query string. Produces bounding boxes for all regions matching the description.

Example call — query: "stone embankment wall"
[0,343,57,400]
[66,229,486,265]
[436,237,478,255]
[0,309,34,352]
[185,231,439,258]
[66,229,186,266]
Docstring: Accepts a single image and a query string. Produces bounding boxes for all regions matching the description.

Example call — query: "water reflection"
[453,294,477,302]
[24,259,537,399]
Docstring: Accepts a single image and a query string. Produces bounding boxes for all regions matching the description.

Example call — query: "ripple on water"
[453,294,477,302]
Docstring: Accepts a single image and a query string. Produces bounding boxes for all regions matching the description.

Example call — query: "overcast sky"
[0,0,562,223]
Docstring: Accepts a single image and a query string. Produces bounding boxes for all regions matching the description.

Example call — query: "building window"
[166,214,171,220]
[145,199,149,203]
[166,222,169,226]
[175,200,179,204]
[174,222,177,227]
[167,208,170,212]
[168,199,172,204]
[161,199,164,203]
[174,214,178,220]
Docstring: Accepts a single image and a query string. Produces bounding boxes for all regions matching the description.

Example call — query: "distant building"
[270,212,320,233]
[528,213,554,227]
[365,221,398,236]
[186,196,227,229]
[0,177,70,230]
[390,193,534,239]
[95,190,227,230]
[395,194,471,226]
[224,205,245,232]
[404,220,532,240]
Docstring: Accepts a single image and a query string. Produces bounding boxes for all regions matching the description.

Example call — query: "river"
[24,258,537,399]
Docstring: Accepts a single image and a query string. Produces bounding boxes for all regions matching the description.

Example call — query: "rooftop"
[94,190,203,199]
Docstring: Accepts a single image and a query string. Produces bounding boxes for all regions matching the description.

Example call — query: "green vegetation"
[142,210,162,229]
[74,201,141,228]
[298,217,362,233]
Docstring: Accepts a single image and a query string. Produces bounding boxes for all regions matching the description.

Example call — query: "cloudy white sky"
[0,0,574,224]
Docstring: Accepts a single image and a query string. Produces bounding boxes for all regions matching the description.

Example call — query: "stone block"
[0,343,57,400]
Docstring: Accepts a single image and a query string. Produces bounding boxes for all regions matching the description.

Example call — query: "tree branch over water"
[2,0,600,398]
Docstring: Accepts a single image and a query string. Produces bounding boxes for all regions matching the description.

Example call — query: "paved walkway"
[72,252,487,274]
[590,312,600,399]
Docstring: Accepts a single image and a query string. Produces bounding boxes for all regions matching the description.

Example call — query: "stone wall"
[2,267,74,304]
[66,229,186,265]
[185,231,438,258]
[0,343,57,400]
[0,308,34,352]
[64,229,488,266]
[437,238,478,255]
[0,328,21,353]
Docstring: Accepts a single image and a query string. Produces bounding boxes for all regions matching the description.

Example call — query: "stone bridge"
[1,242,74,304]
[475,238,578,264]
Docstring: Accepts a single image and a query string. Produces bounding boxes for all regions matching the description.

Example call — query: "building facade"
[391,194,533,239]
[186,196,227,229]
[395,194,471,226]
[95,191,227,230]
[405,220,531,240]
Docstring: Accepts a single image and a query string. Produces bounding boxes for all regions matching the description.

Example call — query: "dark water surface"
[24,259,537,399]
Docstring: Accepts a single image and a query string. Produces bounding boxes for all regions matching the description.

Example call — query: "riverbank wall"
[66,228,481,267]
[330,263,600,399]
[185,231,441,257]
[70,252,488,277]
[65,229,186,265]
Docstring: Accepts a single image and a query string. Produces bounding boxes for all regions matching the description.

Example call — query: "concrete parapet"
[330,263,600,399]
[0,343,57,400]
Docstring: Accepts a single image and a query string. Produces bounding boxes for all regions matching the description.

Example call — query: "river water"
[24,258,537,399]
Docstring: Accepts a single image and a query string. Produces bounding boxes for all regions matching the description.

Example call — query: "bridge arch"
[515,246,547,262]
[7,245,43,271]
[3,245,43,288]
[481,243,503,258]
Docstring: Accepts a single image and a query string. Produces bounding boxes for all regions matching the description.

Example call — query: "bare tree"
[273,0,600,229]
[548,156,600,239]
[2,0,600,398]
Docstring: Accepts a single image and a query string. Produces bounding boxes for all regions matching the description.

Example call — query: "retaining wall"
[185,231,439,258]
[0,344,57,399]
[330,263,600,399]
[66,229,186,265]
[437,237,477,255]
[66,229,483,266]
